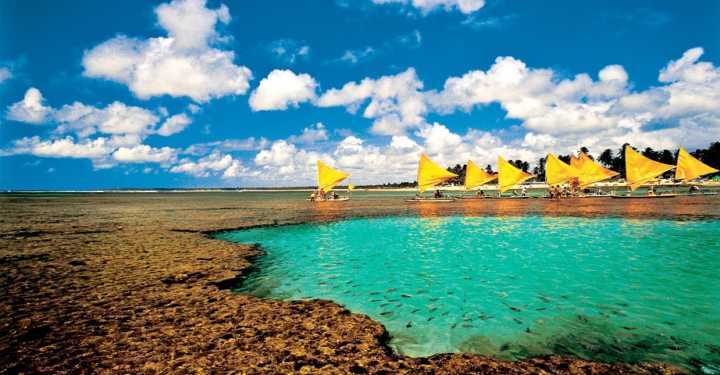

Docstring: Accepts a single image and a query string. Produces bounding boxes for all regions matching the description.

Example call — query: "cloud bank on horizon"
[1,0,719,188]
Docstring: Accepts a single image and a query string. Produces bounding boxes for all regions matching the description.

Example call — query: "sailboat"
[497,156,534,198]
[457,160,497,199]
[675,147,719,196]
[569,152,618,197]
[406,154,458,202]
[545,154,579,186]
[311,160,350,202]
[612,146,675,199]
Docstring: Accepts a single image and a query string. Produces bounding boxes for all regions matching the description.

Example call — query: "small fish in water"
[429,297,439,302]
[369,291,381,295]
[379,311,393,317]
[406,321,413,328]
[538,295,551,303]
[427,316,435,322]
[535,307,547,311]
[479,314,491,321]
[370,299,382,303]
[401,294,412,299]
[345,280,353,284]
[411,309,420,314]
[428,306,438,312]
[451,323,458,329]
[395,303,402,308]
[462,323,474,328]
[508,306,521,312]
[663,321,676,326]
[386,288,397,293]
[513,318,523,325]
[441,311,449,316]
[447,291,454,295]
[318,282,328,286]
[622,326,638,331]
[577,315,590,323]
[380,303,389,307]
[525,327,532,334]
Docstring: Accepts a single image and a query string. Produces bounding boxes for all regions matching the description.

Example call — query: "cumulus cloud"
[317,68,426,135]
[371,0,486,14]
[10,136,115,159]
[157,113,192,136]
[112,145,177,164]
[249,69,317,111]
[82,0,252,102]
[287,122,328,144]
[170,151,246,179]
[6,87,53,124]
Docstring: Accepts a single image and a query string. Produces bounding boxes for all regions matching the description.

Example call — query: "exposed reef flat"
[3,192,715,373]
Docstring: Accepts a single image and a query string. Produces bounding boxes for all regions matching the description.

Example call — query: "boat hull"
[611,194,677,199]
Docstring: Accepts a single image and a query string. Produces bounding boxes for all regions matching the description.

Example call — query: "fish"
[379,311,393,316]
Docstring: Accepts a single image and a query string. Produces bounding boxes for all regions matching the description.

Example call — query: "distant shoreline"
[2,181,719,194]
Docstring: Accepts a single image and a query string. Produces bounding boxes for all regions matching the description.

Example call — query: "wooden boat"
[406,197,455,203]
[408,154,458,203]
[611,194,677,199]
[311,161,350,203]
[308,197,350,202]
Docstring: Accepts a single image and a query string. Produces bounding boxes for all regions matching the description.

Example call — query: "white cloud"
[0,67,11,83]
[112,145,177,163]
[288,122,328,144]
[157,113,192,136]
[82,0,252,102]
[339,47,376,64]
[6,88,53,124]
[10,136,114,159]
[54,101,160,141]
[268,39,310,65]
[317,68,426,135]
[249,69,317,111]
[371,0,486,14]
[156,0,230,50]
[170,151,243,178]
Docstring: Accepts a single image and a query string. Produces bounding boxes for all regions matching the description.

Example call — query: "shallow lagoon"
[216,215,720,372]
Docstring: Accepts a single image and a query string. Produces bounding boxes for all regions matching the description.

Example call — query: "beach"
[3,191,717,373]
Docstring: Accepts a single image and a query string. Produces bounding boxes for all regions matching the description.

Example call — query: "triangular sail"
[675,147,718,182]
[625,146,674,191]
[545,154,579,186]
[498,156,533,193]
[317,160,349,193]
[571,152,619,188]
[417,154,458,192]
[465,160,497,190]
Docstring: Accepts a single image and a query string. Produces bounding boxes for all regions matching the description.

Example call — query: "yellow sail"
[625,146,674,191]
[417,154,458,192]
[675,147,718,181]
[570,152,619,188]
[545,154,579,186]
[464,160,497,190]
[498,156,533,193]
[317,160,349,193]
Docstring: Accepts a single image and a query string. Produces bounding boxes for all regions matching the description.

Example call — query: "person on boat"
[647,185,656,196]
[689,185,701,194]
[332,191,339,200]
[434,189,443,198]
[309,191,316,202]
[521,185,528,197]
[476,190,486,198]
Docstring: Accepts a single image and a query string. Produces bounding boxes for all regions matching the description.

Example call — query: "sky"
[1,0,719,189]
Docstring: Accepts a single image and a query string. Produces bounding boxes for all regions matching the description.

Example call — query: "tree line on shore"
[362,140,720,188]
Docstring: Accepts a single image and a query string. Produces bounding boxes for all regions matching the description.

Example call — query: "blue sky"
[1,0,719,189]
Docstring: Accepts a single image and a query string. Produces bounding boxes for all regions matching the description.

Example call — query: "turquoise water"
[216,216,720,372]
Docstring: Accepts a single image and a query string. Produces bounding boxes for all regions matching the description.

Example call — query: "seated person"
[434,189,443,198]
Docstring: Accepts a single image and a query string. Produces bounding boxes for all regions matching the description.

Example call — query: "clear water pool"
[215,216,720,372]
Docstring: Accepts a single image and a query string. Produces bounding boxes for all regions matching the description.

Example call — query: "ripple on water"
[215,216,720,373]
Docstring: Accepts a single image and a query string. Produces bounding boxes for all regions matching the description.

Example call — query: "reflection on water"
[216,215,720,372]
